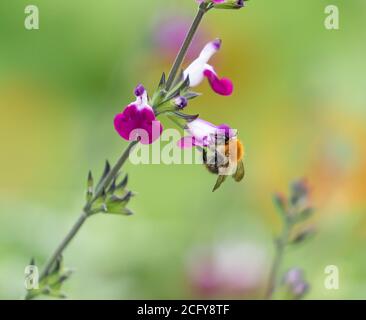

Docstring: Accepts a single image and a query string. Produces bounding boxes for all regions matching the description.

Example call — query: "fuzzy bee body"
[202,136,245,191]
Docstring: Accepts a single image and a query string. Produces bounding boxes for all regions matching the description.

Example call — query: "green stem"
[265,218,291,299]
[39,212,88,281]
[39,140,138,282]
[165,3,210,91]
[85,140,139,211]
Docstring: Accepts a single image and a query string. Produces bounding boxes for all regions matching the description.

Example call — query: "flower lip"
[203,69,234,96]
[183,39,233,96]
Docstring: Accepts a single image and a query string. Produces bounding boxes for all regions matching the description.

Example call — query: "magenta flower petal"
[178,119,236,150]
[217,124,236,139]
[114,104,162,145]
[203,69,234,96]
[114,85,163,145]
[178,136,196,149]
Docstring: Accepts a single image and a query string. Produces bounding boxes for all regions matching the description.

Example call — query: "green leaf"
[273,192,288,217]
[171,111,199,123]
[291,228,316,244]
[86,171,94,201]
[27,256,73,300]
[117,175,128,189]
[96,161,111,191]
[293,207,314,224]
[29,257,36,266]
[105,191,134,215]
[158,72,166,89]
[107,177,117,195]
[183,91,201,100]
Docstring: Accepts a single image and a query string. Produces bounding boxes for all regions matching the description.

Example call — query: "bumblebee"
[202,134,245,192]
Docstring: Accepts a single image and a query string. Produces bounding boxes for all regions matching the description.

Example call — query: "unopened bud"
[174,96,188,110]
[213,0,246,10]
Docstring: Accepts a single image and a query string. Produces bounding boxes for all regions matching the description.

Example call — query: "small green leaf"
[107,177,117,195]
[183,91,201,100]
[293,207,314,224]
[28,256,73,300]
[273,192,288,216]
[117,175,128,189]
[291,228,316,245]
[29,257,36,266]
[171,111,199,122]
[158,72,166,89]
[104,191,134,215]
[86,171,94,201]
[96,161,111,191]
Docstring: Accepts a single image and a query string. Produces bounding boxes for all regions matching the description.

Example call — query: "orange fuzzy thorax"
[225,139,245,163]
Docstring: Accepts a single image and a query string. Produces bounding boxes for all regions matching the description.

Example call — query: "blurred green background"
[1,0,365,299]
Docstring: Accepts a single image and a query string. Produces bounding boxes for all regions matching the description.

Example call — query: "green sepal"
[26,256,73,300]
[86,171,94,202]
[291,228,316,245]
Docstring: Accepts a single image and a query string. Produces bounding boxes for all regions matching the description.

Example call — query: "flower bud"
[282,268,309,300]
[290,179,310,206]
[273,192,287,215]
[212,0,246,10]
[291,227,316,244]
[174,96,188,110]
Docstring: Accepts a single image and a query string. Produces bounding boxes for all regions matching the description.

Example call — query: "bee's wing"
[232,161,245,182]
[206,149,227,167]
[212,175,227,192]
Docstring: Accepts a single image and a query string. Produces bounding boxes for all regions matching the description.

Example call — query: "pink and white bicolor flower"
[184,39,234,96]
[114,84,163,145]
[178,118,236,149]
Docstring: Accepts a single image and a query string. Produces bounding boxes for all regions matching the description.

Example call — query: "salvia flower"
[184,39,234,96]
[282,268,310,300]
[114,84,163,145]
[178,118,236,148]
[187,242,268,298]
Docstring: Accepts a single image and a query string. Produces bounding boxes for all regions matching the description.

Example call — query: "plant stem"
[39,140,139,281]
[85,140,139,210]
[165,3,209,91]
[39,212,88,280]
[265,218,291,299]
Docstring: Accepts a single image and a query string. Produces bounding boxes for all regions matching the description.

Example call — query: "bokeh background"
[1,0,365,299]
